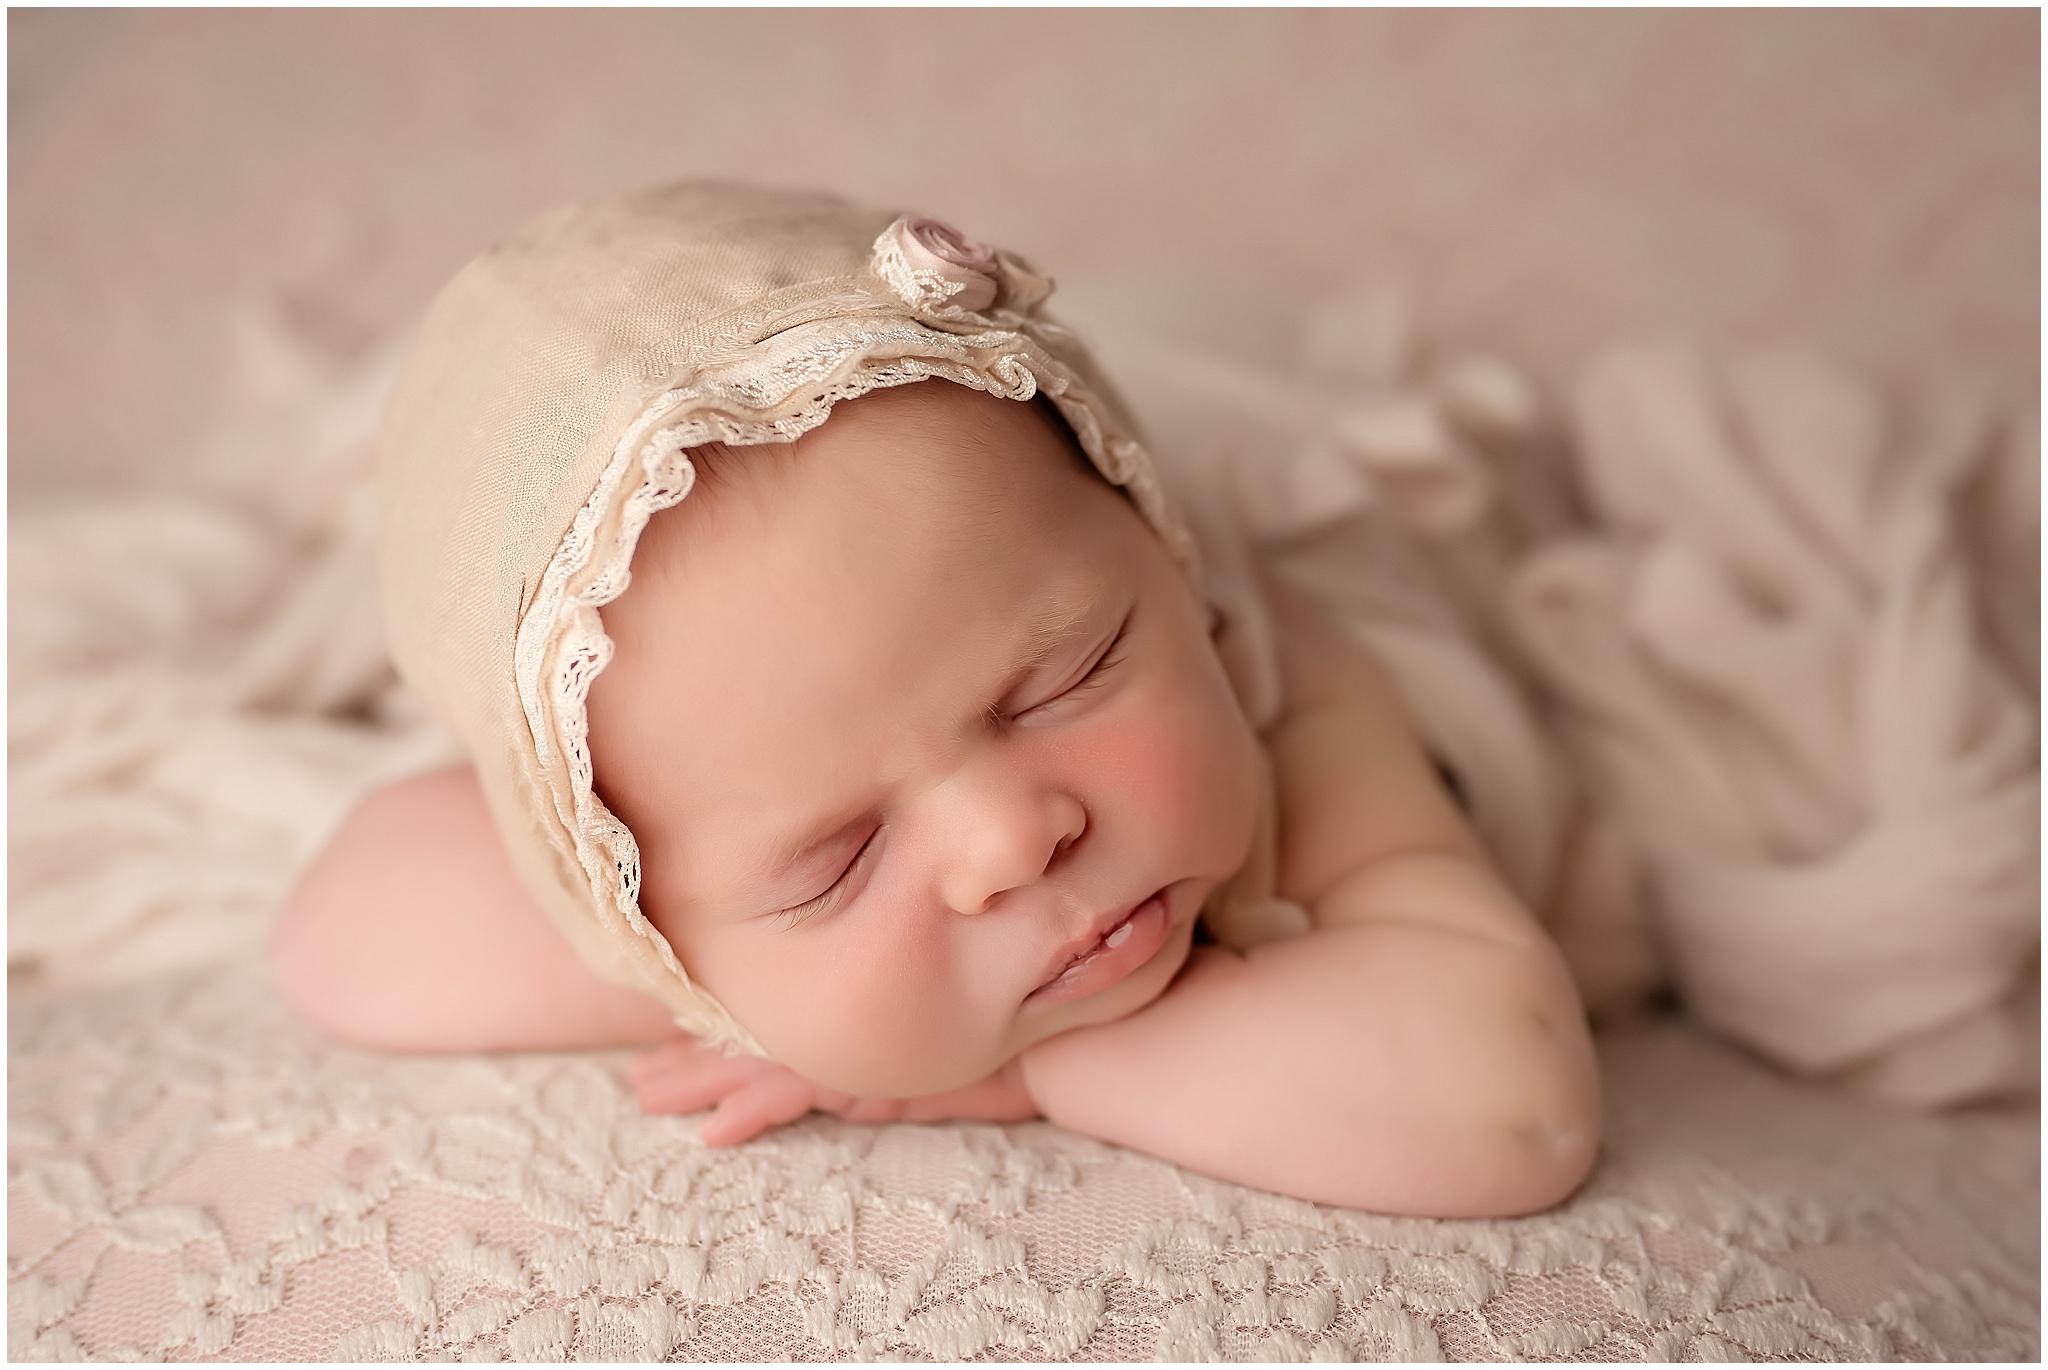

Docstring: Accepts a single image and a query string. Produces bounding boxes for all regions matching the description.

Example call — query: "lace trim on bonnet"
[515,220,1257,1055]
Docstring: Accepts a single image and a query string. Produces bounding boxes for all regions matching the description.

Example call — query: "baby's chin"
[763,908,1201,1102]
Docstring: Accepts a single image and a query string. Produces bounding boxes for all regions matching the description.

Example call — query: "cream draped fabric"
[1102,310,2038,1108]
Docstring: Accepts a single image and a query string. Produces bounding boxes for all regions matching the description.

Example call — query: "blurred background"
[10,8,2038,501]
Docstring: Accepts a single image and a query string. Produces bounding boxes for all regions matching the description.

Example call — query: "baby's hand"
[628,1039,1037,1144]
[628,1039,829,1144]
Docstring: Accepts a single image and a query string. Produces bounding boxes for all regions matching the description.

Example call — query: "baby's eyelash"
[775,829,880,928]
[1025,620,1128,717]
[1064,634,1124,697]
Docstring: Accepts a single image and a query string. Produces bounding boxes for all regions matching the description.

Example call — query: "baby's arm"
[1017,577,1600,1217]
[271,766,680,1053]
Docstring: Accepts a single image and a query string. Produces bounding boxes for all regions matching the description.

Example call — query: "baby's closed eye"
[1008,614,1129,726]
[772,825,885,928]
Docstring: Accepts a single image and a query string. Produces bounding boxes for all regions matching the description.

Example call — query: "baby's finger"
[700,1072,816,1147]
[632,1050,772,1116]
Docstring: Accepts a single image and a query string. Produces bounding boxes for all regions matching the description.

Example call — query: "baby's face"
[588,382,1259,1097]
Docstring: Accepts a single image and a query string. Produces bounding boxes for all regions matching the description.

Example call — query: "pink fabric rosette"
[892,217,1001,311]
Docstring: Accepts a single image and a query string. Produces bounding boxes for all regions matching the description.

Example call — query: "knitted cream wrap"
[377,181,1286,1054]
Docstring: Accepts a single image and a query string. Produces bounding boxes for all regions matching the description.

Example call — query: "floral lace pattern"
[9,957,2036,1362]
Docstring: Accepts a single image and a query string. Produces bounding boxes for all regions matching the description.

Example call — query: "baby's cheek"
[1080,685,1260,875]
[704,929,1002,1098]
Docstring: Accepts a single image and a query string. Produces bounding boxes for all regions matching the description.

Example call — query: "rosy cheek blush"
[1082,696,1256,859]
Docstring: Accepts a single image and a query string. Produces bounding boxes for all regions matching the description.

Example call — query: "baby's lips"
[1026,891,1173,1006]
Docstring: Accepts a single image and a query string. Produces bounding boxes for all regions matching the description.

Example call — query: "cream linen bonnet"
[377,180,1282,1054]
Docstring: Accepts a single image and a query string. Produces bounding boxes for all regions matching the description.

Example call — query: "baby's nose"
[941,786,1087,916]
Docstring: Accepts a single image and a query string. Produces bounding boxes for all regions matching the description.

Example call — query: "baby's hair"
[677,439,748,498]
[1030,393,1097,477]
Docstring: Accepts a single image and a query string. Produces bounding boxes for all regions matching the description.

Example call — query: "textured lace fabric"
[9,957,2036,1362]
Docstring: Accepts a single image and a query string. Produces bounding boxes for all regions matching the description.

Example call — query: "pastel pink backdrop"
[9,9,2038,498]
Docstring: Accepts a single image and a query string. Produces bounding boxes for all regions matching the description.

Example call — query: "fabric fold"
[1509,342,2039,1105]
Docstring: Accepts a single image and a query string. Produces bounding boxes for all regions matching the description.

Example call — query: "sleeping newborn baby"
[271,182,1599,1218]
